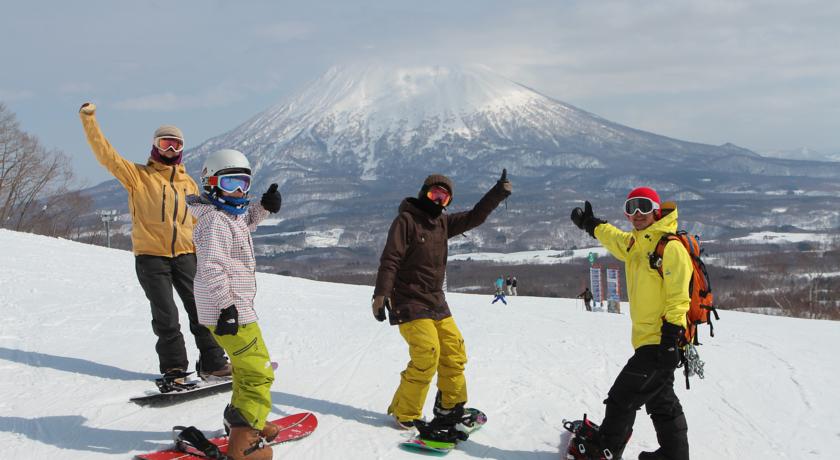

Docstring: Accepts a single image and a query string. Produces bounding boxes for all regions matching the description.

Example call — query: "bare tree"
[0,103,92,237]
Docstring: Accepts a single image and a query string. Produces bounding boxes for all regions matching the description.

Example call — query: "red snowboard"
[135,412,317,459]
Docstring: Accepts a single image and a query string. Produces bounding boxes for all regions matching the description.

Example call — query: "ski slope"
[0,229,837,459]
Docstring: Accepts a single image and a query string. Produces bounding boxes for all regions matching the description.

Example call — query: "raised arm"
[78,103,141,189]
[447,169,512,238]
[571,200,630,262]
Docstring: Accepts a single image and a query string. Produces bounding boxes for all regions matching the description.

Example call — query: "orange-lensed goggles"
[155,137,184,153]
[426,185,452,207]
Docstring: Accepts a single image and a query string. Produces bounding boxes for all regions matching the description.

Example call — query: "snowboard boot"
[638,449,669,460]
[415,420,469,444]
[649,414,689,460]
[227,426,272,460]
[414,397,470,443]
[259,420,279,443]
[564,414,627,460]
[434,391,484,433]
[198,361,232,381]
[394,417,422,430]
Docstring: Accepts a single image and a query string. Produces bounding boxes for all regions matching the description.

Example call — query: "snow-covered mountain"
[185,63,798,185]
[86,64,840,254]
[2,228,839,459]
[760,147,840,162]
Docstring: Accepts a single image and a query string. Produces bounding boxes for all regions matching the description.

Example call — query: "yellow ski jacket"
[80,112,199,257]
[594,204,691,349]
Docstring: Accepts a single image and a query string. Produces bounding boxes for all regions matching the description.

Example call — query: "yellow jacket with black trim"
[594,203,691,349]
[80,112,199,257]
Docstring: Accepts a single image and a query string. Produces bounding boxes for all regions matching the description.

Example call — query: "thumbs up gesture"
[496,168,512,197]
[261,183,282,213]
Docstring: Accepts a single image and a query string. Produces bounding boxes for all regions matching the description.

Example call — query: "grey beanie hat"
[153,125,184,142]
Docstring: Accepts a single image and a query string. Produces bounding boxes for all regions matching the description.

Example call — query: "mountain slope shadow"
[0,347,158,381]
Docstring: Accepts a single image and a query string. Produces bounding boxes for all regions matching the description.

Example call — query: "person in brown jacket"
[78,102,229,382]
[372,170,512,438]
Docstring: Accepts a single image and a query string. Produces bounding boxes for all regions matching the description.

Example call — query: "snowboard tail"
[134,412,317,459]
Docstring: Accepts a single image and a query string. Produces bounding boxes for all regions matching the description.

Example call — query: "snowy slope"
[0,229,838,459]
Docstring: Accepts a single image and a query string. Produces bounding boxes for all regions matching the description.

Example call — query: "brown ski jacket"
[374,185,507,325]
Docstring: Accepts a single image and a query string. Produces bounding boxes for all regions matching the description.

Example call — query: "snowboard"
[399,408,487,455]
[129,377,233,407]
[134,412,318,460]
[130,363,279,407]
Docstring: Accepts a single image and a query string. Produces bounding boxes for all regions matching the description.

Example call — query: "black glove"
[216,305,239,336]
[658,322,685,370]
[261,183,282,213]
[570,201,606,238]
[495,168,512,197]
[372,296,390,322]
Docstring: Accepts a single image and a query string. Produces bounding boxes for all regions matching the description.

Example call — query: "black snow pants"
[599,345,689,460]
[135,254,227,374]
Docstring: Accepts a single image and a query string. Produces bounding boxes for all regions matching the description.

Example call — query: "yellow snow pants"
[211,322,274,430]
[388,316,468,422]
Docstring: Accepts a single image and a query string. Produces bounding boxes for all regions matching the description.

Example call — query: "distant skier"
[188,149,283,460]
[511,276,518,296]
[569,187,691,460]
[372,170,512,440]
[505,275,513,295]
[78,102,230,382]
[495,276,505,295]
[578,287,594,312]
[491,285,508,306]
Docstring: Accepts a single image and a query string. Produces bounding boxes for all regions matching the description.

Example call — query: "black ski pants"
[599,345,689,460]
[135,254,227,374]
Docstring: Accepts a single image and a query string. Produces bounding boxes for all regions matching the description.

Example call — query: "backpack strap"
[648,234,680,277]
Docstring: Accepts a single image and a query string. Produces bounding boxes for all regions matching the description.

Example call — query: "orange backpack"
[649,230,719,346]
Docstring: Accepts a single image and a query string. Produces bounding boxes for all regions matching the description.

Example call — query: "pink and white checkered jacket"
[187,195,270,327]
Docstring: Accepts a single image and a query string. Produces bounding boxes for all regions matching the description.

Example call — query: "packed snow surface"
[0,229,837,459]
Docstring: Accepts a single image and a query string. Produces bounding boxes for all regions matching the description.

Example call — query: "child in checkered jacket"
[187,148,282,460]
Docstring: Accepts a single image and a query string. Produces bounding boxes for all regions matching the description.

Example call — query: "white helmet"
[201,149,251,190]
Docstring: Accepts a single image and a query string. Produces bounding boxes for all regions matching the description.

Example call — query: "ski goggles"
[206,174,252,193]
[624,197,660,216]
[155,136,184,153]
[426,185,452,207]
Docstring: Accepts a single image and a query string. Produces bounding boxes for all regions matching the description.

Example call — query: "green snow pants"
[211,322,274,430]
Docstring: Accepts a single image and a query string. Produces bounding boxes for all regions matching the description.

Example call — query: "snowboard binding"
[174,425,228,459]
[155,370,198,393]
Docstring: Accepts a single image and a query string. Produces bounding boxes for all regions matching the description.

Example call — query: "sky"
[2,0,839,185]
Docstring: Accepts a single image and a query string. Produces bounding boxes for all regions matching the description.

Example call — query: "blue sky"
[2,0,839,185]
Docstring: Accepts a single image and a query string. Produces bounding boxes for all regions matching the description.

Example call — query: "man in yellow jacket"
[568,187,690,460]
[78,103,229,381]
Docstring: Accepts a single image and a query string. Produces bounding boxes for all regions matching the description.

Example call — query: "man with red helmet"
[568,187,691,460]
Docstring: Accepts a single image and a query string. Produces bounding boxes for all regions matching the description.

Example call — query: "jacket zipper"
[170,168,178,257]
[161,186,166,222]
[181,188,188,224]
